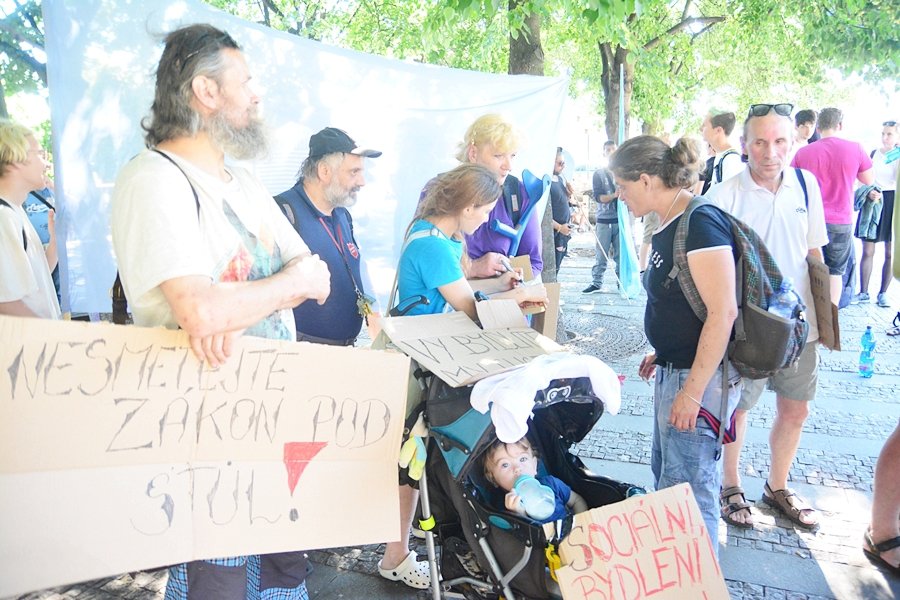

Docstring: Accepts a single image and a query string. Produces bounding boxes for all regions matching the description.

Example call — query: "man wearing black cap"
[274,130,430,589]
[275,127,381,346]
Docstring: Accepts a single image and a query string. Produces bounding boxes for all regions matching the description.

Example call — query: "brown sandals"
[720,486,754,529]
[762,482,819,530]
[864,529,900,576]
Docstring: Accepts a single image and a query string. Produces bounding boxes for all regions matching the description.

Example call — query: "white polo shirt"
[706,167,828,342]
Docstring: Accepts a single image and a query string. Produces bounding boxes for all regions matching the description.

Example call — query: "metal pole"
[418,469,443,600]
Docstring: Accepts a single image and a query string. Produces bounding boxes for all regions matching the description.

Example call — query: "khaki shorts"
[738,341,819,410]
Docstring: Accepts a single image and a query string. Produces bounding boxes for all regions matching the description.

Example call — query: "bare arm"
[567,490,588,514]
[0,300,41,317]
[437,278,478,320]
[160,253,330,365]
[857,168,875,186]
[808,247,823,261]
[466,252,507,278]
[469,271,520,294]
[439,277,548,322]
[669,248,737,431]
[44,209,58,272]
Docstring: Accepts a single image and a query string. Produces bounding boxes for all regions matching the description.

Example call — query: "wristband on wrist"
[679,388,702,407]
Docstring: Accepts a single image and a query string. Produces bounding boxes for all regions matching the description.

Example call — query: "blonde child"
[482,437,587,522]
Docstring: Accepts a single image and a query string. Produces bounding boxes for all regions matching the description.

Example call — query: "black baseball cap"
[308,127,382,159]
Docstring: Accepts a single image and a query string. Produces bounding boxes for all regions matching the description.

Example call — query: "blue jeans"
[651,363,742,560]
[591,222,619,286]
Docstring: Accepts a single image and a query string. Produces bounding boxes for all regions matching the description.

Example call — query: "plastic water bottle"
[626,485,647,498]
[768,278,800,318]
[859,326,876,378]
[513,475,555,521]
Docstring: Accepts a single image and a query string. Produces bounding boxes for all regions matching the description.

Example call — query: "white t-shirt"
[871,148,898,192]
[706,167,828,343]
[110,150,310,340]
[707,148,744,190]
[0,201,61,319]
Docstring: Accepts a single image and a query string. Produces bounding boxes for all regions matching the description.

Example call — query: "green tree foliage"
[0,0,45,118]
[5,0,897,133]
[799,0,899,80]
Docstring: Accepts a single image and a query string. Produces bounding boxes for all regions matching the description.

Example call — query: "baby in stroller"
[482,437,587,523]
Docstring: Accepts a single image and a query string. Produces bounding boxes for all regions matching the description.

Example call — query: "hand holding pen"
[499,257,524,288]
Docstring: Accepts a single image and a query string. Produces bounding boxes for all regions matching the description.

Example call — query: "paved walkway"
[9,232,900,600]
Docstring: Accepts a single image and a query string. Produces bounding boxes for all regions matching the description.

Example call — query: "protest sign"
[556,484,728,600]
[381,304,563,388]
[807,256,841,351]
[0,315,409,596]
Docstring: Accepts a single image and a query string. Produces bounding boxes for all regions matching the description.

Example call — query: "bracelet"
[679,389,702,406]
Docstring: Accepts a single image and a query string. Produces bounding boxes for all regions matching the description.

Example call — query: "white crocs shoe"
[377,550,431,589]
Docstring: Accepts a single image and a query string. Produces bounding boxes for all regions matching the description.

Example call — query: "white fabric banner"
[43,0,568,313]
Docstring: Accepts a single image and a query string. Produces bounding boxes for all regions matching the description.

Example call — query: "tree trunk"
[507,0,544,76]
[599,42,633,143]
[0,81,8,119]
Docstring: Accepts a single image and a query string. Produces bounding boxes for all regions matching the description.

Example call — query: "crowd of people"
[1,20,897,599]
[589,106,898,575]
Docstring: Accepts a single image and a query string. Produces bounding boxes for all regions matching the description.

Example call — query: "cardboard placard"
[508,255,561,338]
[557,484,728,600]
[381,307,563,388]
[0,316,409,597]
[806,256,841,351]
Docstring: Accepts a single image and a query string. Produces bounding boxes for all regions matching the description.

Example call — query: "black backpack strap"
[30,191,55,210]
[715,360,730,460]
[870,149,876,159]
[794,167,808,208]
[502,176,522,224]
[151,149,200,217]
[714,149,738,184]
[113,150,201,325]
[0,198,27,252]
[700,156,715,195]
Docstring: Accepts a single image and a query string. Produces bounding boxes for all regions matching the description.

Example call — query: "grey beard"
[325,180,358,208]
[205,111,268,160]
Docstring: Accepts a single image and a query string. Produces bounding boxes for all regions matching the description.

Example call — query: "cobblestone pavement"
[9,232,899,600]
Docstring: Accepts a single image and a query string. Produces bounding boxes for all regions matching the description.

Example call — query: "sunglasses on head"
[885,121,898,127]
[748,103,794,118]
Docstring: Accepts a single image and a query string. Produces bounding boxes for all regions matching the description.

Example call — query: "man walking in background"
[700,109,743,194]
[793,107,877,304]
[584,140,619,293]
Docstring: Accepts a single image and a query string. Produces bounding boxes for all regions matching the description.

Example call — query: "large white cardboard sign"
[381,301,563,387]
[0,316,409,597]
[556,484,728,600]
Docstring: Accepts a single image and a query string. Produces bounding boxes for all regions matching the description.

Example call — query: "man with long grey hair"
[111,23,330,599]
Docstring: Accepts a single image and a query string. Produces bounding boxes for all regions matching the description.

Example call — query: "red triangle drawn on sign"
[283,441,328,495]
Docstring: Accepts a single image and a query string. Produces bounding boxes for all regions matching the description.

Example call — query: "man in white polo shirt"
[706,103,828,532]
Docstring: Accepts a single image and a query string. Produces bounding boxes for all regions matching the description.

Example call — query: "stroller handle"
[390,295,430,317]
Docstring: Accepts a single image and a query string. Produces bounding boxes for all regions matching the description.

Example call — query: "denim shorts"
[823,223,853,275]
[739,341,819,410]
[651,363,742,559]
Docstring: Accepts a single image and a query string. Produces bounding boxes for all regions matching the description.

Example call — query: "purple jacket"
[465,176,543,274]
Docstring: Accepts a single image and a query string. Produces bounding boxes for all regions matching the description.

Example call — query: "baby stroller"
[410,373,643,600]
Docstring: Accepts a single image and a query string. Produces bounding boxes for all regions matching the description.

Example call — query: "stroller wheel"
[458,584,500,600]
